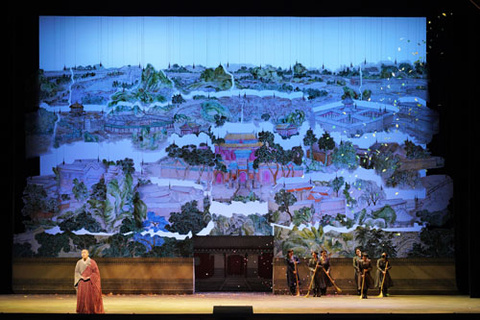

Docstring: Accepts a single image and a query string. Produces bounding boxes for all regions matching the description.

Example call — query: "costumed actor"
[359,252,374,299]
[353,247,362,296]
[375,252,393,297]
[74,249,104,314]
[285,249,301,295]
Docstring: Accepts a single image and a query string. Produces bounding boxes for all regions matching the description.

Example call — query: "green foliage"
[141,63,172,91]
[330,176,345,196]
[362,89,372,100]
[38,70,65,100]
[143,238,193,258]
[210,213,271,236]
[87,178,113,230]
[166,200,209,235]
[199,65,233,90]
[341,86,359,99]
[72,178,88,201]
[21,183,58,221]
[253,131,303,185]
[292,206,314,227]
[166,143,226,182]
[13,242,35,257]
[133,191,147,228]
[261,113,271,121]
[370,205,397,227]
[108,63,171,108]
[258,130,275,145]
[408,206,454,258]
[104,168,135,232]
[274,189,297,221]
[70,234,98,252]
[59,210,105,233]
[370,150,401,175]
[200,100,231,122]
[354,226,397,258]
[317,132,335,153]
[343,183,357,207]
[303,129,318,148]
[334,213,355,229]
[332,141,358,170]
[404,140,430,159]
[172,93,186,104]
[303,129,318,162]
[398,62,414,74]
[408,228,454,258]
[116,158,135,175]
[173,113,190,123]
[250,65,282,83]
[83,131,99,142]
[281,225,343,258]
[35,232,71,257]
[386,169,420,188]
[214,114,227,127]
[380,64,397,79]
[281,109,305,126]
[282,225,325,257]
[293,62,307,78]
[232,191,260,203]
[305,88,328,100]
[318,214,336,227]
[354,209,368,225]
[102,233,147,257]
[414,60,427,77]
[119,217,141,233]
[248,214,273,235]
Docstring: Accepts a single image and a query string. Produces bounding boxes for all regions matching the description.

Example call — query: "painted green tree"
[354,226,397,258]
[274,189,297,222]
[254,131,303,185]
[166,200,210,235]
[332,141,358,170]
[317,131,335,165]
[303,129,318,162]
[330,176,345,197]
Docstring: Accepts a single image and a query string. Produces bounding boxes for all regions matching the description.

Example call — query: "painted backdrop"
[15,17,453,261]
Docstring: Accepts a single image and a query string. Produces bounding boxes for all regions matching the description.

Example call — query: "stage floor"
[1,293,479,315]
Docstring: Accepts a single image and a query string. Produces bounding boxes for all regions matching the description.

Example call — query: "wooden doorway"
[193,236,273,292]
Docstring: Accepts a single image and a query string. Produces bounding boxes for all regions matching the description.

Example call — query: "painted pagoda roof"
[220,132,262,148]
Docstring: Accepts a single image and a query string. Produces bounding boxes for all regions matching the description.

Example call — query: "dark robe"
[318,256,333,294]
[375,258,393,291]
[285,256,300,295]
[353,255,362,291]
[359,258,374,297]
[308,258,322,295]
[75,258,104,314]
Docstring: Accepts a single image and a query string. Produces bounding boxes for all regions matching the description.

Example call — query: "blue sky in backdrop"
[39,16,426,71]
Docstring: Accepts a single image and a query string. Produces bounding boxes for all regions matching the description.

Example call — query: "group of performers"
[73,246,393,314]
[285,247,393,298]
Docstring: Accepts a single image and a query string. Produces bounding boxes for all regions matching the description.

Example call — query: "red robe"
[76,259,104,314]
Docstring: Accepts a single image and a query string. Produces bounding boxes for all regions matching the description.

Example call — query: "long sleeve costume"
[308,257,322,296]
[359,258,374,298]
[75,257,104,314]
[375,258,393,295]
[353,255,362,294]
[285,256,300,295]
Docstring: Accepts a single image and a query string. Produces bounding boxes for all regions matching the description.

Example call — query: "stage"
[1,293,479,319]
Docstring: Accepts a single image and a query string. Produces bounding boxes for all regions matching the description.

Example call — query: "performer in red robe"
[74,249,104,314]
